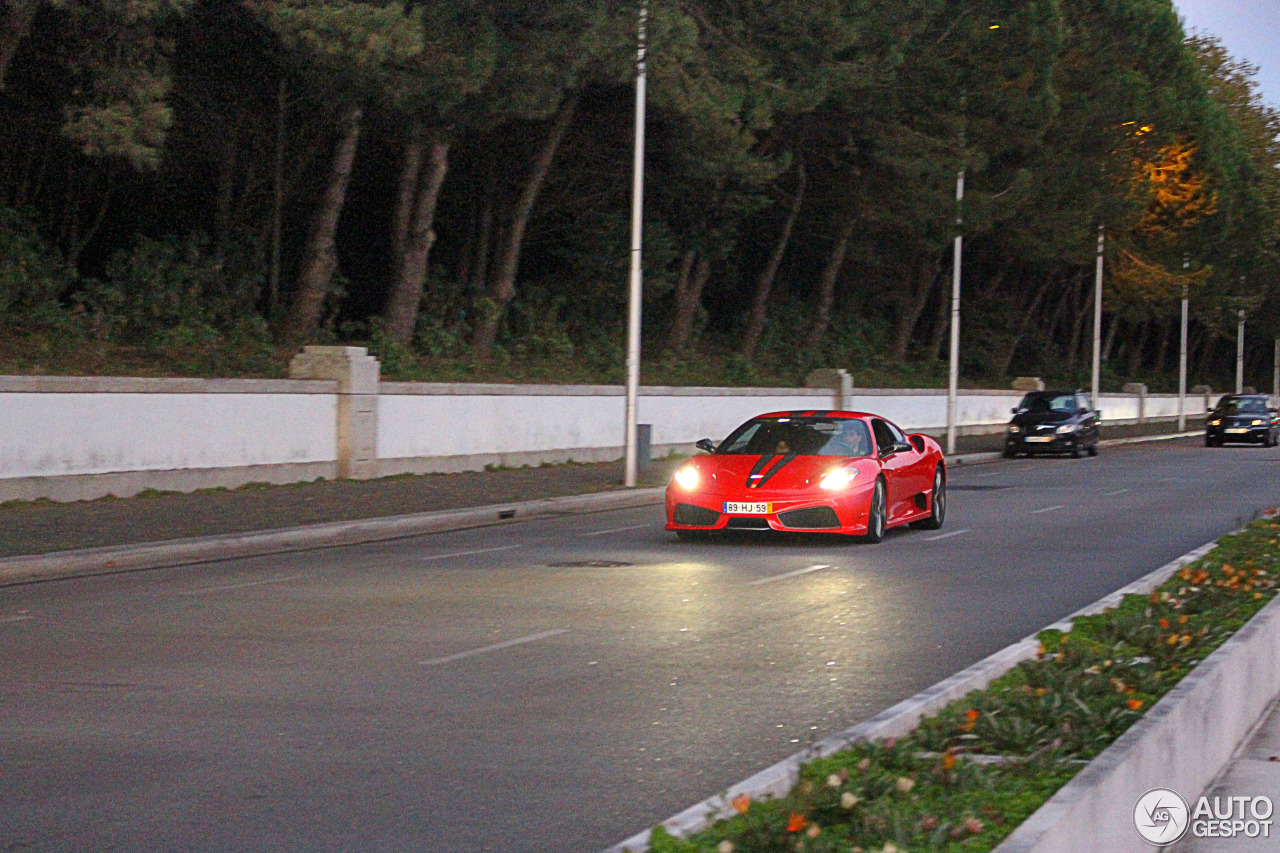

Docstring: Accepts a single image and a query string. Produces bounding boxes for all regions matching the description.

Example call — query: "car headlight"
[1008,425,1022,434]
[819,467,858,490]
[1252,419,1265,426]
[1209,419,1221,426]
[1056,423,1080,434]
[673,466,699,490]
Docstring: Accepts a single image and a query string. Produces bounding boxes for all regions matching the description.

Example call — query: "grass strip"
[648,512,1280,853]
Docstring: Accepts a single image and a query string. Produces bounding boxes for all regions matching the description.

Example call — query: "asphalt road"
[1,437,1277,853]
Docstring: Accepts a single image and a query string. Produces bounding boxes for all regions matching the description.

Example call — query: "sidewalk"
[0,417,1203,560]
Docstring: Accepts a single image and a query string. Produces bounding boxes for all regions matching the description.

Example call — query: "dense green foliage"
[0,0,1277,387]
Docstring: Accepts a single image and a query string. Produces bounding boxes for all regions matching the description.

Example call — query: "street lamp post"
[623,1,648,488]
[946,167,963,455]
[1236,309,1246,394]
[1091,225,1105,409]
[1178,254,1188,432]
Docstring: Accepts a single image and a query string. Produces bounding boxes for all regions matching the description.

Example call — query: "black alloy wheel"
[863,479,887,544]
[1070,440,1083,459]
[913,466,946,530]
[1087,442,1099,457]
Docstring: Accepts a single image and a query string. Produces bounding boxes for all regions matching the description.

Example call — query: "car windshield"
[1219,398,1268,415]
[1018,394,1076,414]
[718,417,873,457]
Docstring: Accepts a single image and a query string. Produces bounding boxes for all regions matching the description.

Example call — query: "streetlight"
[946,165,963,455]
[1091,225,1104,409]
[623,1,648,488]
[1237,308,1246,394]
[1178,253,1188,431]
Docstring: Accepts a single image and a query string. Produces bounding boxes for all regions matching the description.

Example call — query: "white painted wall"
[0,392,336,479]
[0,377,1212,493]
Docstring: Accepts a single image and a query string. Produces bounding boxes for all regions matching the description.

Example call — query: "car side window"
[871,419,896,454]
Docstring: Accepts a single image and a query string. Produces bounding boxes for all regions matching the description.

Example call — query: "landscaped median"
[615,512,1280,853]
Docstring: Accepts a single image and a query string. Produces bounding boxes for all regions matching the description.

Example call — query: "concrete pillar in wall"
[1192,385,1213,414]
[1122,382,1147,422]
[289,346,380,479]
[805,368,852,410]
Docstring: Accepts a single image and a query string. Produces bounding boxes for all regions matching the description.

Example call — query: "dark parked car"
[1003,390,1100,458]
[1205,395,1279,447]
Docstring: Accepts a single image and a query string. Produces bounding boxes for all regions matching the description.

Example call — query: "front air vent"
[777,506,841,529]
[674,503,721,527]
[725,517,771,530]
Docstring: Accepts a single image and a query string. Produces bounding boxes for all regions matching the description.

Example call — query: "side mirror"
[1095,410,1103,420]
[695,438,716,454]
[1078,408,1089,416]
[1011,407,1019,415]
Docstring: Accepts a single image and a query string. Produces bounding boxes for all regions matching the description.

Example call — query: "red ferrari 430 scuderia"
[665,410,946,542]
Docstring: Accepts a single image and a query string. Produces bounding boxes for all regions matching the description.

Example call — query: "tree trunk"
[668,251,711,352]
[1102,316,1120,363]
[472,94,578,358]
[1126,319,1151,377]
[0,0,39,91]
[283,103,362,344]
[1066,276,1089,371]
[805,210,858,351]
[465,164,497,292]
[1152,316,1173,376]
[389,122,426,277]
[740,162,805,360]
[995,275,1053,379]
[383,134,450,345]
[889,256,943,362]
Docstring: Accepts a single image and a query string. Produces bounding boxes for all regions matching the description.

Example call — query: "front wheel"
[913,466,946,530]
[863,479,887,544]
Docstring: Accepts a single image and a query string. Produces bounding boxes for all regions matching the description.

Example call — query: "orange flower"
[1158,618,1170,629]
[941,751,957,772]
[786,812,810,832]
[1128,698,1144,711]
[1178,615,1189,625]
[730,793,750,814]
[965,709,980,722]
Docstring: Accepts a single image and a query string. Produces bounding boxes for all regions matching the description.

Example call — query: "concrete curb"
[0,488,666,586]
[603,539,1220,853]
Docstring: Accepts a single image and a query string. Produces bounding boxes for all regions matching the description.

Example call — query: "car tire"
[1206,435,1220,447]
[912,466,946,530]
[1087,443,1098,457]
[1002,447,1017,459]
[1070,441,1082,459]
[863,479,887,544]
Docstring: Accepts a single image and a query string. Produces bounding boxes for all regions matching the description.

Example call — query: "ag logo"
[1134,788,1190,845]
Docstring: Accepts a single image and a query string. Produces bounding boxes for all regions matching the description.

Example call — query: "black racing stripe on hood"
[745,453,778,488]
[753,452,799,489]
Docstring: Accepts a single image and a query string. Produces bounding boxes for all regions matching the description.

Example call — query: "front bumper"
[1005,431,1082,452]
[1207,425,1271,443]
[664,485,875,535]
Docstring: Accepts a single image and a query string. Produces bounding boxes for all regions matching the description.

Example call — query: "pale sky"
[1175,0,1280,107]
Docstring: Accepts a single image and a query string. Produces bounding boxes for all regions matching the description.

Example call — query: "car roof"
[754,410,871,420]
[1022,390,1078,397]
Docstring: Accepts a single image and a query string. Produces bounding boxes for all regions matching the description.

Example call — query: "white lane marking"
[977,471,999,478]
[178,575,302,596]
[420,629,568,666]
[747,564,833,587]
[578,524,650,537]
[925,529,971,542]
[1104,488,1130,497]
[421,545,524,562]
[0,616,32,625]
[1032,505,1065,515]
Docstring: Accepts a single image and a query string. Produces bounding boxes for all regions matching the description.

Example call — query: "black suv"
[1205,395,1279,447]
[1003,390,1100,458]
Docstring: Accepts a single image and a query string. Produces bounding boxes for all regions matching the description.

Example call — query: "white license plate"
[1226,428,1250,434]
[1024,436,1054,443]
[724,502,771,515]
